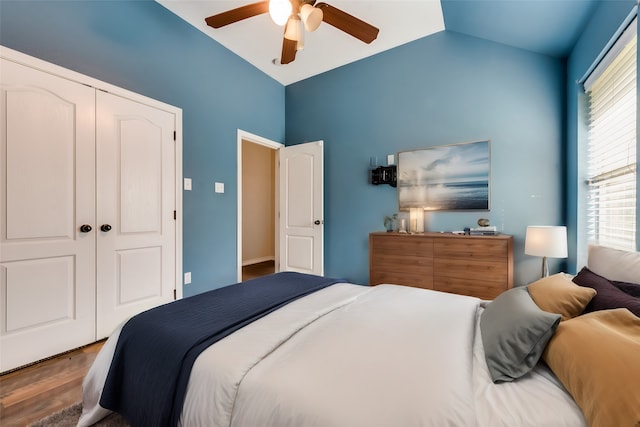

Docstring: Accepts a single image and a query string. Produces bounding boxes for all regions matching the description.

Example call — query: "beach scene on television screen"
[398,141,490,211]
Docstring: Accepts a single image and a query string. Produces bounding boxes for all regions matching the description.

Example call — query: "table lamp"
[525,226,568,278]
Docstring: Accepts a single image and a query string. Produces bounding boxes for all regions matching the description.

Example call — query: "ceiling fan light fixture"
[269,0,292,26]
[206,1,380,65]
[284,15,302,41]
[300,4,323,32]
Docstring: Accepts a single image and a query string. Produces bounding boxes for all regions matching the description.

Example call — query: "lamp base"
[541,256,549,278]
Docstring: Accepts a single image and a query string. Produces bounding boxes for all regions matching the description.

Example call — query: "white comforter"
[79,283,586,427]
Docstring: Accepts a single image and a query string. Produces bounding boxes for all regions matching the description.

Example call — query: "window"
[584,17,637,251]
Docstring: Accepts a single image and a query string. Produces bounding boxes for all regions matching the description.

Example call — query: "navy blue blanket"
[99,272,342,427]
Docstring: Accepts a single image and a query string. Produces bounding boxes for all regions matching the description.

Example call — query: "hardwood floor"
[0,341,104,427]
[0,266,273,426]
[242,260,275,281]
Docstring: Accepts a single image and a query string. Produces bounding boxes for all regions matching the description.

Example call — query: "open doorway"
[237,130,283,282]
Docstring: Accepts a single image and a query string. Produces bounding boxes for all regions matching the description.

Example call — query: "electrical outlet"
[184,272,192,284]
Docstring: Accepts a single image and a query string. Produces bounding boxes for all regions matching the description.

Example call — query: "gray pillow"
[480,286,561,383]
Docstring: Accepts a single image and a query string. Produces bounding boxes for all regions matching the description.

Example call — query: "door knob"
[314,220,321,225]
[80,224,92,233]
[101,224,112,232]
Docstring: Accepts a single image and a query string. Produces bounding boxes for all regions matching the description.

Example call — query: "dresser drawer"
[433,277,507,300]
[370,270,433,289]
[434,238,508,261]
[434,258,508,283]
[371,234,433,256]
[371,253,432,273]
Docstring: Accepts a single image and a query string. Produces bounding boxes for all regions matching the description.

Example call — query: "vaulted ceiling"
[157,0,600,85]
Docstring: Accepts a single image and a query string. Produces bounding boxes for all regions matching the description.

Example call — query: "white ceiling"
[156,0,445,85]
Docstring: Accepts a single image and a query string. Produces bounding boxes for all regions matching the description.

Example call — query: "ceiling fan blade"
[205,1,269,29]
[315,2,379,44]
[281,37,298,64]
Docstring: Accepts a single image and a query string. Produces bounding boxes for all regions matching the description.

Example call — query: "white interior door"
[0,59,96,371]
[278,141,324,275]
[95,91,176,338]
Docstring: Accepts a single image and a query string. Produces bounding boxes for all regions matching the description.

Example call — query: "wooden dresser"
[369,232,513,300]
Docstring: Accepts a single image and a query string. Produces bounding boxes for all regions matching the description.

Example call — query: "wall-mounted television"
[397,140,490,211]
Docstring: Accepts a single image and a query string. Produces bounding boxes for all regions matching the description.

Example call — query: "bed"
[78,245,640,427]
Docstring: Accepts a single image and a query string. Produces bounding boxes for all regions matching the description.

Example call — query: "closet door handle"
[100,224,112,232]
[80,224,92,233]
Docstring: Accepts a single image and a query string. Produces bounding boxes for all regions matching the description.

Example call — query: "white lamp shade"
[284,16,302,41]
[525,226,568,258]
[300,4,323,32]
[269,0,292,26]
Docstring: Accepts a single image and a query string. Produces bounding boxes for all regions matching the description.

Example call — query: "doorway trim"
[237,129,283,282]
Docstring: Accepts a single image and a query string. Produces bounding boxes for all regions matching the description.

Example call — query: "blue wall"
[565,0,637,271]
[4,0,629,291]
[0,0,285,296]
[286,31,565,286]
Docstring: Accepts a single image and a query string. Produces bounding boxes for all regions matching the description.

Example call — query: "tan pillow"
[543,309,640,427]
[527,273,596,321]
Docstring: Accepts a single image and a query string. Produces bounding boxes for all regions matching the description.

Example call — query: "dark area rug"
[28,403,128,427]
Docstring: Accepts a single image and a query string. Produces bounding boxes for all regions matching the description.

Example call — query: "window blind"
[584,17,637,251]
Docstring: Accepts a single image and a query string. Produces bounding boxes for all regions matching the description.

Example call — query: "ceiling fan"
[205,0,379,65]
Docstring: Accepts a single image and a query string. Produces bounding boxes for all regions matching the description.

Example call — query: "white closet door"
[0,59,96,372]
[95,91,176,338]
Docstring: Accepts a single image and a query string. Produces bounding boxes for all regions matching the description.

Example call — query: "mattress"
[79,282,586,427]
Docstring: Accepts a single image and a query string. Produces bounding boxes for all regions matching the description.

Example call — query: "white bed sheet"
[471,307,587,427]
[228,284,479,427]
[79,283,586,427]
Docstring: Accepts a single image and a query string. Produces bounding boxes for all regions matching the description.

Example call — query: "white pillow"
[587,244,640,283]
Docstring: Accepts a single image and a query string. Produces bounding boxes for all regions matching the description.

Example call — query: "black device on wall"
[370,165,397,187]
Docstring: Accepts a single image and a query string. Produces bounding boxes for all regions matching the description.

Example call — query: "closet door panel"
[117,247,162,303]
[96,91,176,338]
[0,59,96,372]
[5,89,75,239]
[4,257,75,331]
[120,119,162,233]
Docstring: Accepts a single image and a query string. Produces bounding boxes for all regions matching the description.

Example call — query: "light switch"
[387,154,395,165]
[214,182,225,193]
[184,272,192,284]
[184,178,192,191]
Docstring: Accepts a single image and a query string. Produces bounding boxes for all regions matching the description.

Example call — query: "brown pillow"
[614,281,640,298]
[573,267,640,317]
[527,273,596,321]
[543,309,640,427]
